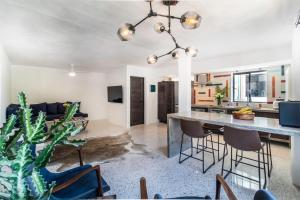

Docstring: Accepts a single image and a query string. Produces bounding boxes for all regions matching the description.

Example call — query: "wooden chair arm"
[215,174,238,200]
[140,177,148,199]
[52,165,103,197]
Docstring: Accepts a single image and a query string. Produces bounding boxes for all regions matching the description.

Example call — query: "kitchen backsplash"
[193,65,287,108]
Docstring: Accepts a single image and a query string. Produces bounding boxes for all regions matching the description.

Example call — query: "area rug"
[49,132,152,171]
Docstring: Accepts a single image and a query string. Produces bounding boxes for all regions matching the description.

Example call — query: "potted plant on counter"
[215,86,226,106]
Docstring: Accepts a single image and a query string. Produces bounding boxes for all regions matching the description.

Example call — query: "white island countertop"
[168,111,300,136]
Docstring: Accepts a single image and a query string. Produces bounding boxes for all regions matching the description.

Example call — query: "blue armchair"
[41,164,111,200]
[29,144,111,199]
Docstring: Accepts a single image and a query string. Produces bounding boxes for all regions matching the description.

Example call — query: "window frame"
[233,70,267,103]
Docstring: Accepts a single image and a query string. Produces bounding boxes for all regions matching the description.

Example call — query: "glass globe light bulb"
[147,55,158,64]
[117,23,135,41]
[171,51,179,59]
[154,22,165,33]
[181,11,201,29]
[185,47,198,57]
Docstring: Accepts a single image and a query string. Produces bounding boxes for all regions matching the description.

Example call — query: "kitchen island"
[191,104,279,115]
[191,105,291,144]
[167,111,300,186]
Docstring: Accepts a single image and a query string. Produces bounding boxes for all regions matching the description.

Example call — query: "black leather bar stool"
[221,126,267,189]
[179,119,215,173]
[201,123,227,161]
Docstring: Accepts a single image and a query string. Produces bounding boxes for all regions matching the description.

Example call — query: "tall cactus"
[0,92,85,199]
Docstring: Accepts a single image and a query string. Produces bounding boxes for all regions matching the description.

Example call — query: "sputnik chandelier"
[117,0,201,64]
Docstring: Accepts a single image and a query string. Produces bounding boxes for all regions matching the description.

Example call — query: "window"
[233,71,267,102]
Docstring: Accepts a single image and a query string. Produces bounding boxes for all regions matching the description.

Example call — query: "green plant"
[215,86,226,106]
[0,92,85,200]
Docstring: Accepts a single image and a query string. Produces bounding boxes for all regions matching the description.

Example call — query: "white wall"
[291,23,300,100]
[10,65,107,120]
[105,66,127,127]
[192,44,292,73]
[0,46,11,125]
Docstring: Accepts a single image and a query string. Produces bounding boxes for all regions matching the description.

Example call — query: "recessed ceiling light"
[68,64,76,77]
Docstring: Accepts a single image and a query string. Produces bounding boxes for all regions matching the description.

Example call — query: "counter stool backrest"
[180,119,205,138]
[224,126,262,151]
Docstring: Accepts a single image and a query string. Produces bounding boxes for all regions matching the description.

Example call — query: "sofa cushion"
[57,103,66,114]
[31,103,47,116]
[47,103,58,115]
[74,112,88,118]
[6,104,20,119]
[46,114,64,121]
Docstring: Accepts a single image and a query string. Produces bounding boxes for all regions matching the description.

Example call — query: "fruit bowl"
[233,112,255,120]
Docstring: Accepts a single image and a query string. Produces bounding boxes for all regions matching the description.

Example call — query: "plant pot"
[217,99,222,106]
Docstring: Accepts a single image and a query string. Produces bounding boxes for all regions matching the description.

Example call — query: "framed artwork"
[150,85,156,92]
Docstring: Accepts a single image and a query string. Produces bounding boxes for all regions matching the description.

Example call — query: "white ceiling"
[0,0,299,71]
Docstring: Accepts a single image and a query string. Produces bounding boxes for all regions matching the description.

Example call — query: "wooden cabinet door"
[130,76,144,126]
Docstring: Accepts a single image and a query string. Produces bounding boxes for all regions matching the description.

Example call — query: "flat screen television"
[107,86,123,103]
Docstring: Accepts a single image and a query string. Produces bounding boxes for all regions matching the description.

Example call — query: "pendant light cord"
[296,12,300,28]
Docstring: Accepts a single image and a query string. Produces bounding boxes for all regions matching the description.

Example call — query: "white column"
[178,54,192,113]
[291,12,300,187]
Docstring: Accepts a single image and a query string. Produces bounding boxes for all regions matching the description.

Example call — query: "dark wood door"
[157,81,175,123]
[130,76,144,126]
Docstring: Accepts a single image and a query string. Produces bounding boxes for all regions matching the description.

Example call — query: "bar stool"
[221,126,267,189]
[179,119,215,173]
[201,123,227,161]
[259,132,273,177]
[235,132,273,177]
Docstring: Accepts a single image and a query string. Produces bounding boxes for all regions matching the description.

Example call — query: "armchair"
[40,164,111,200]
[140,174,276,200]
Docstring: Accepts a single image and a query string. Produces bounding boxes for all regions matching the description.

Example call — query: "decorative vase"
[217,98,222,106]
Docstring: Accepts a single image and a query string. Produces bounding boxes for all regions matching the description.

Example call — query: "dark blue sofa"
[6,102,88,121]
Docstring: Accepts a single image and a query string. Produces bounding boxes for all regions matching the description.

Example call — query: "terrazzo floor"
[49,120,300,199]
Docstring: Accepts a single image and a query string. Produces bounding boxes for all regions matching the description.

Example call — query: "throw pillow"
[30,103,47,116]
[47,103,58,115]
[57,102,65,114]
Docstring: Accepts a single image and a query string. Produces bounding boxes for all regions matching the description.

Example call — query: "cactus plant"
[0,92,85,200]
